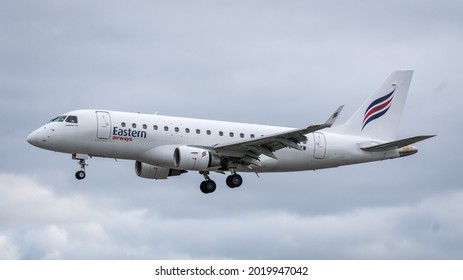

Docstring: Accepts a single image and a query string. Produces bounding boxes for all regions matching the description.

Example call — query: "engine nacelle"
[135,161,186,179]
[173,146,221,171]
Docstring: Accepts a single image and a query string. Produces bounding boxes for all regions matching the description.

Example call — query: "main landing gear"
[73,153,88,180]
[200,171,216,194]
[199,171,243,194]
[226,173,243,189]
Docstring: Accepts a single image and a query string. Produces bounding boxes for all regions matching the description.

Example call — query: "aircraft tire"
[226,174,243,188]
[200,180,216,194]
[75,171,86,180]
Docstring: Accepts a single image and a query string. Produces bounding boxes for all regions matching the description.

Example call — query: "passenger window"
[175,127,179,132]
[219,131,223,136]
[196,129,200,134]
[229,132,234,137]
[185,128,190,133]
[143,124,147,129]
[164,126,169,131]
[206,130,211,135]
[65,116,78,123]
[132,123,137,128]
[153,125,158,130]
[240,133,244,138]
[250,134,255,139]
[122,122,126,127]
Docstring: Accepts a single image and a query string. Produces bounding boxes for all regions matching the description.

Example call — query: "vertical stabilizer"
[336,70,413,140]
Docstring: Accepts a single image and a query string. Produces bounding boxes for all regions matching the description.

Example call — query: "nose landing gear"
[73,153,88,180]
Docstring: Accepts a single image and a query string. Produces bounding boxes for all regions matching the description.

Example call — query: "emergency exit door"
[96,111,111,139]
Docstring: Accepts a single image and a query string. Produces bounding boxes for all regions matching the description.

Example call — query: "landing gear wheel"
[74,156,88,180]
[75,171,86,180]
[226,174,243,188]
[200,180,216,194]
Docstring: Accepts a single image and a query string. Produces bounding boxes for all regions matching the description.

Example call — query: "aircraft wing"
[212,106,344,161]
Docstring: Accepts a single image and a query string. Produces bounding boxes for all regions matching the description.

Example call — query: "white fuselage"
[26,71,432,193]
[27,109,398,173]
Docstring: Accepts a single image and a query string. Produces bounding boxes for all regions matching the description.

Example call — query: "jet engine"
[173,146,221,171]
[135,161,186,179]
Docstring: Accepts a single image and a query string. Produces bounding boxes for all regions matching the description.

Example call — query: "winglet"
[303,105,344,134]
[325,105,344,126]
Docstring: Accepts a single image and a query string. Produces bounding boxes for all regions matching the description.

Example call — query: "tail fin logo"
[362,89,395,130]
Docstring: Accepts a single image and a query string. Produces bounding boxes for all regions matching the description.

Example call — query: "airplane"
[27,70,434,194]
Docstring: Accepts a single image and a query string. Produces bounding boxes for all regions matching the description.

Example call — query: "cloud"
[1,0,462,260]
[0,235,19,259]
[0,174,92,225]
[1,172,462,259]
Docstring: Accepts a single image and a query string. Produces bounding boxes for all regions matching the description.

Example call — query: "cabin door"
[96,111,111,139]
[313,132,326,159]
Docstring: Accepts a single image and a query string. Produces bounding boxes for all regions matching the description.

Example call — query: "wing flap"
[243,145,278,159]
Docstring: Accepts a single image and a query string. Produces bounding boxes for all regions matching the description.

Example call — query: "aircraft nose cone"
[27,130,40,146]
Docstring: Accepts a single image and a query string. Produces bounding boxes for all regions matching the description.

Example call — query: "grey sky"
[0,0,462,259]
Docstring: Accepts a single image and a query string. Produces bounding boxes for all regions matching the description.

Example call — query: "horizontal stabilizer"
[360,135,436,152]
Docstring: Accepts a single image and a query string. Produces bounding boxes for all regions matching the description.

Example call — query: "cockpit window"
[65,116,78,123]
[50,115,67,122]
